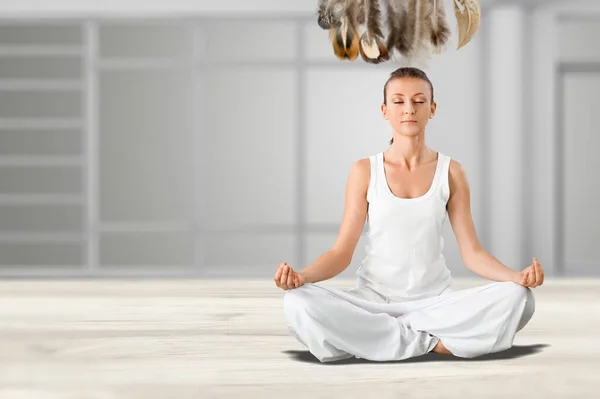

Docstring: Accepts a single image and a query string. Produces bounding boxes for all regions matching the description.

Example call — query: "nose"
[404,104,416,115]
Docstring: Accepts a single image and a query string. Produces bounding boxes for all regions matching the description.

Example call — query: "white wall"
[529,0,600,277]
[555,11,600,276]
[0,0,597,278]
[0,0,548,18]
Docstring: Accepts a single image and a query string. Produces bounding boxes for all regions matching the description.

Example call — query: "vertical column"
[84,21,98,274]
[194,22,206,276]
[478,12,491,251]
[295,21,306,269]
[521,7,534,270]
[531,8,559,275]
[487,6,526,271]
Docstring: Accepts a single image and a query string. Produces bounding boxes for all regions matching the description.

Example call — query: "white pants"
[283,281,535,362]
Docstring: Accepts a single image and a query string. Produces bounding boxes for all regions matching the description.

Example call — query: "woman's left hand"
[515,257,545,288]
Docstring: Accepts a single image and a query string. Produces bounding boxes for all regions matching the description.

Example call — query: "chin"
[398,128,422,137]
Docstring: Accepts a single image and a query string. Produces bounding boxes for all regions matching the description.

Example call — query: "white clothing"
[284,280,534,362]
[356,151,453,301]
[283,151,536,362]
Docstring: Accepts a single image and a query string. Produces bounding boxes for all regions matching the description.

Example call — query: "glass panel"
[0,57,82,79]
[563,74,600,275]
[202,21,296,61]
[0,205,82,232]
[0,243,82,266]
[203,69,296,226]
[0,130,81,155]
[203,232,295,277]
[559,19,600,62]
[99,25,194,59]
[0,167,81,194]
[99,70,194,222]
[0,25,81,45]
[0,91,81,118]
[100,232,194,267]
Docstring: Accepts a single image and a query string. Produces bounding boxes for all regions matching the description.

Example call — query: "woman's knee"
[518,286,536,330]
[283,285,320,342]
[499,281,531,300]
[498,282,535,328]
[283,284,315,317]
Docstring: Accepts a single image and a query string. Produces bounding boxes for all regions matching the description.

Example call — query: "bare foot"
[432,339,453,355]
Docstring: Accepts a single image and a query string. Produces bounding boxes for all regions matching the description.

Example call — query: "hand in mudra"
[274,262,306,290]
[517,257,544,288]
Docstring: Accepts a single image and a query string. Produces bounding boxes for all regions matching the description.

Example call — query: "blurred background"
[0,0,596,280]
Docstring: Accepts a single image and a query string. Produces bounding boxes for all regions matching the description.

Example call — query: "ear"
[430,102,437,117]
[381,103,388,119]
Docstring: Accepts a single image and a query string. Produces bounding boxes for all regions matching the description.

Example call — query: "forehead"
[387,77,430,96]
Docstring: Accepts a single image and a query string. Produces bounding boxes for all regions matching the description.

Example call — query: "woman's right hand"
[274,262,306,290]
[515,257,545,288]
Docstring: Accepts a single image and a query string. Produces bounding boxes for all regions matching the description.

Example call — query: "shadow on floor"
[282,344,550,365]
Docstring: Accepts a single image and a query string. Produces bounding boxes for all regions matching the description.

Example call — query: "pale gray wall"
[0,0,597,279]
[557,16,600,276]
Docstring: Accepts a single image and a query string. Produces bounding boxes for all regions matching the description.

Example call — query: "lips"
[402,120,417,123]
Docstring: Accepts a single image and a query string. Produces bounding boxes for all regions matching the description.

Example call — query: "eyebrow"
[391,93,426,96]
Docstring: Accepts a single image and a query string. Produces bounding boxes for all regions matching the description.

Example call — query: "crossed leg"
[283,283,439,362]
[283,281,535,362]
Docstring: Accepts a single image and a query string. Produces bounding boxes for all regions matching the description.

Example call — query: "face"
[381,77,436,137]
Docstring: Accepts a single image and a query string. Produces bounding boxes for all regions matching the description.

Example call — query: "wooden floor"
[0,278,597,399]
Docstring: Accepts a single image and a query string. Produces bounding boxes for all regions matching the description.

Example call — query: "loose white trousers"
[283,281,535,362]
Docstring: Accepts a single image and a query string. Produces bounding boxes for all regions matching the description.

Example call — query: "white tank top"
[356,151,453,301]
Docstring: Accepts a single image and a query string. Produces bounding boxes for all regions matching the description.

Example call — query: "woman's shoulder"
[343,157,372,200]
[447,157,471,195]
[446,156,465,175]
[433,150,462,173]
[350,157,372,180]
[352,151,381,170]
[348,152,383,186]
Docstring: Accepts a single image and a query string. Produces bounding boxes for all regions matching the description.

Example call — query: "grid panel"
[0,22,85,272]
[0,14,501,277]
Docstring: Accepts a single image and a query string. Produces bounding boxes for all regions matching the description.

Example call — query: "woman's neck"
[385,137,435,170]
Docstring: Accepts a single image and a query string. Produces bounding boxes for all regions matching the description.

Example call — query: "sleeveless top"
[355,151,453,301]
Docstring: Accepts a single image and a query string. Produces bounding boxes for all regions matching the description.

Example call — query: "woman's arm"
[297,158,370,284]
[446,160,521,283]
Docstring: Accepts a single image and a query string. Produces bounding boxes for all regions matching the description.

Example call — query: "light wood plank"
[0,279,596,398]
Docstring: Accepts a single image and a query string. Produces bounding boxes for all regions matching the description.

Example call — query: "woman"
[274,67,543,363]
